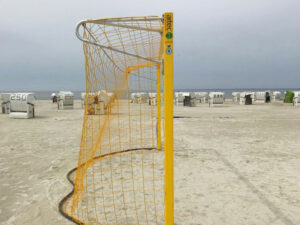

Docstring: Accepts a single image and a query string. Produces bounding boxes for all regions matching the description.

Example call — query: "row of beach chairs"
[129,91,224,107]
[233,91,300,106]
[2,90,299,120]
[174,92,225,107]
[53,91,115,114]
[232,91,280,104]
[174,90,300,107]
[79,90,300,109]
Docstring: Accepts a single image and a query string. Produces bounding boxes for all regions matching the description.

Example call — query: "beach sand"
[0,100,300,225]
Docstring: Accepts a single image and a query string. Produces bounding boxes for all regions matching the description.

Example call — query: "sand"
[0,100,300,225]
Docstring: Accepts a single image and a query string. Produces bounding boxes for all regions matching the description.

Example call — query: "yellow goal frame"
[59,12,174,225]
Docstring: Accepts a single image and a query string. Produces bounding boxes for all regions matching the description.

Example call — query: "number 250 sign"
[10,94,27,101]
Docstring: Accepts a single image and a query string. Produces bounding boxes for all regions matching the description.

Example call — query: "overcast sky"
[0,0,299,91]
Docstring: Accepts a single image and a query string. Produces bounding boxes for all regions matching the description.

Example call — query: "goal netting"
[59,14,173,225]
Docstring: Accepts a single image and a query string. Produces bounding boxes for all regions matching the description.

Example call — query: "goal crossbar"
[76,20,162,63]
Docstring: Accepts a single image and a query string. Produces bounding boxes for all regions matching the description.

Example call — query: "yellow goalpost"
[59,12,174,225]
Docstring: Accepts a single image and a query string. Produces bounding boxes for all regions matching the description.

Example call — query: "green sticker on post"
[166,32,173,39]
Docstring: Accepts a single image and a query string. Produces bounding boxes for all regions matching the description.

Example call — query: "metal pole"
[163,12,174,225]
[157,64,161,150]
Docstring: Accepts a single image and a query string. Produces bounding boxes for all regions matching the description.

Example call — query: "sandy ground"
[0,100,300,225]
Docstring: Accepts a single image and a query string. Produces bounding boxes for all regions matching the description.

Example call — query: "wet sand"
[0,100,300,225]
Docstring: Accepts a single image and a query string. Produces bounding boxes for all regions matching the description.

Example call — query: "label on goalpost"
[164,13,173,55]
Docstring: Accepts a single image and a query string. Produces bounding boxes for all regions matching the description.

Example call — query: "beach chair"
[148,92,157,105]
[232,92,240,103]
[58,91,74,109]
[174,92,182,105]
[192,92,201,105]
[141,92,149,103]
[284,90,294,103]
[183,95,196,107]
[293,91,300,107]
[1,93,11,114]
[251,92,255,101]
[81,92,86,108]
[130,92,136,103]
[98,90,114,104]
[209,92,225,107]
[265,91,271,103]
[198,92,208,103]
[240,92,253,105]
[84,92,105,115]
[240,92,246,104]
[174,92,189,106]
[254,92,266,103]
[9,93,35,119]
[254,91,272,103]
[131,92,145,103]
[188,92,208,104]
[186,92,197,106]
[271,91,281,102]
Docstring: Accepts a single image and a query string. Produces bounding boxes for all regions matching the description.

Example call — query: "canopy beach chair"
[189,92,206,105]
[293,91,300,107]
[174,92,189,106]
[182,92,197,107]
[240,92,253,105]
[9,93,35,119]
[130,92,149,103]
[81,92,85,108]
[57,91,74,109]
[232,92,240,103]
[271,91,281,102]
[254,92,266,103]
[254,91,271,103]
[198,92,208,103]
[148,92,157,105]
[209,92,225,107]
[1,93,11,114]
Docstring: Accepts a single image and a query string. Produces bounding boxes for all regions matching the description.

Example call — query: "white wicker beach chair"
[293,91,300,107]
[232,92,240,103]
[174,92,189,106]
[81,92,86,108]
[148,92,157,105]
[271,91,281,102]
[9,93,35,119]
[197,92,208,103]
[240,92,254,105]
[254,92,266,103]
[131,92,147,103]
[209,92,225,107]
[1,93,11,114]
[191,92,201,105]
[58,91,74,109]
[240,92,246,104]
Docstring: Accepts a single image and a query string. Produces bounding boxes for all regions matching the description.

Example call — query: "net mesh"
[60,16,165,225]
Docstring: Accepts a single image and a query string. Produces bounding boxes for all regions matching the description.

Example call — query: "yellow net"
[60,14,174,225]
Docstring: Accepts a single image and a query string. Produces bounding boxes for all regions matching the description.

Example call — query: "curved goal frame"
[59,12,173,225]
